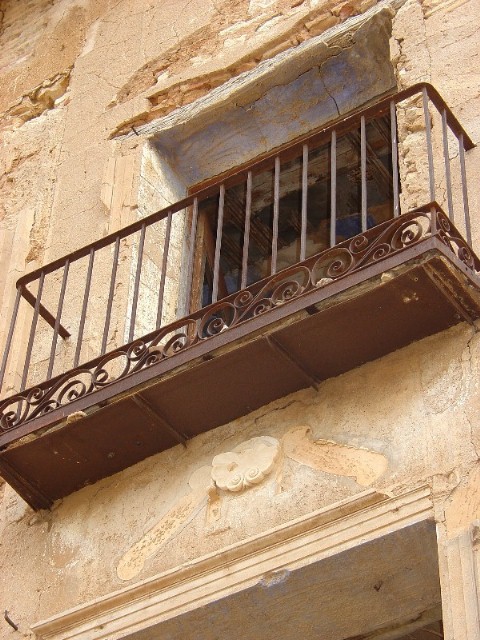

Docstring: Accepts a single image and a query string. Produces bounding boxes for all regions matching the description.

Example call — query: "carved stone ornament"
[211,436,280,492]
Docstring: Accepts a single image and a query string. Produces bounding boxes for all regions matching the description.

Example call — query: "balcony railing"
[1,83,479,509]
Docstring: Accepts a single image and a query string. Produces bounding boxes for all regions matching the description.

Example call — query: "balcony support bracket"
[266,335,319,391]
[423,263,478,326]
[0,456,53,510]
[132,395,188,448]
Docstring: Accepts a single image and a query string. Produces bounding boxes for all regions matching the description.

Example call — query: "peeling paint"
[4,70,71,129]
[283,426,389,486]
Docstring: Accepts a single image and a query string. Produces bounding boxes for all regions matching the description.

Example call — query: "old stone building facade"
[1,0,480,638]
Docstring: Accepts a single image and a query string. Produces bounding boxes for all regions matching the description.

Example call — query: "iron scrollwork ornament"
[0,207,477,433]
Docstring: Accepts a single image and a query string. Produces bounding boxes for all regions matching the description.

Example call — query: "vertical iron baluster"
[300,145,308,262]
[184,197,198,315]
[47,259,70,379]
[330,129,337,248]
[271,156,280,275]
[422,87,435,202]
[0,288,22,393]
[241,172,252,290]
[459,134,472,246]
[74,247,95,368]
[360,115,367,232]
[156,211,172,329]
[21,272,45,391]
[101,237,120,355]
[390,100,400,217]
[212,184,225,304]
[128,222,147,343]
[441,109,454,222]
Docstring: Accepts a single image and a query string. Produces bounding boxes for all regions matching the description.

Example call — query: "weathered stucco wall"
[1,0,480,637]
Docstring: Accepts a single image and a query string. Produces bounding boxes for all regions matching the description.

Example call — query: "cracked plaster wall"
[0,0,480,636]
[2,321,480,635]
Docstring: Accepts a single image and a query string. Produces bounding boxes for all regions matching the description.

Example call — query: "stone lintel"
[32,485,433,640]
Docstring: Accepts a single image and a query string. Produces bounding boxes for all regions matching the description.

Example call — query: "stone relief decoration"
[117,465,213,582]
[211,436,280,492]
[117,428,387,582]
[283,427,388,487]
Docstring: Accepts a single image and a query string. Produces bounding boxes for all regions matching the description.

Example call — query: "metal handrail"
[14,82,474,289]
[0,82,476,397]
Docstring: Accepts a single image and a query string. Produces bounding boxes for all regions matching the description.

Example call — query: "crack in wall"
[464,324,480,460]
[1,1,480,635]
[109,0,251,108]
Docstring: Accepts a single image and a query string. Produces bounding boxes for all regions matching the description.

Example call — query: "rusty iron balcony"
[1,83,479,509]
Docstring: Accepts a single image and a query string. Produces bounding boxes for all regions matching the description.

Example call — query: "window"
[190,112,394,311]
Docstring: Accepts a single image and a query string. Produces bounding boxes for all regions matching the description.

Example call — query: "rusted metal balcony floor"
[1,206,480,509]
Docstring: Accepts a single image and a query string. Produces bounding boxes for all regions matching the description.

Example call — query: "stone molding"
[32,486,433,640]
[438,524,480,640]
[211,435,280,492]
